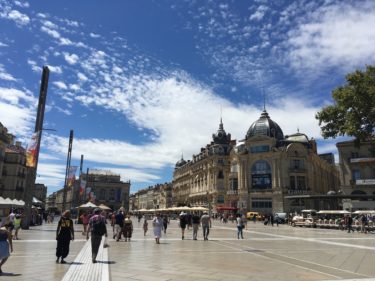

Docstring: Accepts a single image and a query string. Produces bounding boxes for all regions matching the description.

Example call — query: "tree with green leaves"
[316,65,375,147]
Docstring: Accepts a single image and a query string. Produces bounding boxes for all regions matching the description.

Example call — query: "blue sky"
[0,0,374,195]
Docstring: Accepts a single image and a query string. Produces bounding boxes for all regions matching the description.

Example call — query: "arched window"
[251,160,272,190]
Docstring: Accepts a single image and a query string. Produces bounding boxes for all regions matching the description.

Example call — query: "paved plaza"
[1,218,375,281]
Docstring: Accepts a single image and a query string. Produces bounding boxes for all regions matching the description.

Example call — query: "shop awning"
[216,206,238,211]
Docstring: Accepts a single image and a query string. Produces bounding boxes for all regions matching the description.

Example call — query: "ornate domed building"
[230,109,339,214]
[172,110,340,214]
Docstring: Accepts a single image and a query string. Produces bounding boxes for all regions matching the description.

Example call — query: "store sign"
[356,179,375,185]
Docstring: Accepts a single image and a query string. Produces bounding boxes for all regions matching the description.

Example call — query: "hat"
[203,211,208,214]
[94,208,101,214]
[180,212,185,216]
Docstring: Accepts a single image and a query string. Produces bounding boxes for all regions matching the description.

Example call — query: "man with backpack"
[86,208,107,263]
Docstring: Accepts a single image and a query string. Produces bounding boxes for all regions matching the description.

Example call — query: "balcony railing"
[286,189,310,195]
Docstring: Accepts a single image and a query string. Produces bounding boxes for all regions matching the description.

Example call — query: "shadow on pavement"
[0,272,22,277]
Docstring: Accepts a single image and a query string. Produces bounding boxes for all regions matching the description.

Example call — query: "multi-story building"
[34,183,47,203]
[130,182,172,211]
[336,139,375,210]
[231,110,339,214]
[1,142,28,200]
[173,110,340,214]
[77,170,131,211]
[173,119,235,210]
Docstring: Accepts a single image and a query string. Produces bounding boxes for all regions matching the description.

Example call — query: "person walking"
[236,214,244,239]
[122,214,133,242]
[361,215,368,233]
[80,212,90,235]
[114,211,124,241]
[152,213,163,244]
[6,211,15,237]
[143,218,148,236]
[162,215,168,234]
[13,214,22,240]
[179,212,187,240]
[345,214,354,233]
[201,211,211,241]
[192,212,200,240]
[56,210,74,264]
[0,223,13,275]
[86,208,107,263]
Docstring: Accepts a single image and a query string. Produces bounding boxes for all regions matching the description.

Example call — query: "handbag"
[103,236,109,248]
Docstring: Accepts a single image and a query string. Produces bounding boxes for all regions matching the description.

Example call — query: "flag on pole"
[79,179,86,196]
[85,187,91,200]
[26,131,40,167]
[67,166,78,188]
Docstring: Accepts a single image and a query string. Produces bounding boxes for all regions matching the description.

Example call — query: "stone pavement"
[2,218,375,281]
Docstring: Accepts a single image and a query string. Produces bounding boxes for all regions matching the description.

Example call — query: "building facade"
[173,110,340,214]
[34,183,47,203]
[78,170,130,211]
[336,139,375,210]
[1,143,28,200]
[173,119,235,211]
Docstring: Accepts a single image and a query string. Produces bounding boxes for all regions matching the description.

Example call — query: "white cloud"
[44,73,327,177]
[0,87,36,136]
[69,84,79,91]
[7,10,30,26]
[42,20,58,30]
[63,52,79,65]
[77,72,88,81]
[53,81,68,89]
[14,1,30,8]
[27,59,41,73]
[90,32,101,38]
[287,2,375,70]
[55,106,72,115]
[249,5,268,21]
[46,65,63,74]
[36,163,66,192]
[0,64,16,81]
[0,42,8,47]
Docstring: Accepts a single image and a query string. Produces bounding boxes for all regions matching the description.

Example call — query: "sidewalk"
[2,219,88,280]
[3,218,375,281]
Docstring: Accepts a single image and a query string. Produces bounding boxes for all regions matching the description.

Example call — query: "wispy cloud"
[0,64,16,81]
[286,1,375,71]
[0,87,36,137]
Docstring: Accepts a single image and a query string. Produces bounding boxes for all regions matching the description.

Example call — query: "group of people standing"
[178,211,212,241]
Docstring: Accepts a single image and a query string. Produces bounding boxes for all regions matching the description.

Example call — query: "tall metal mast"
[23,66,49,229]
[62,130,73,211]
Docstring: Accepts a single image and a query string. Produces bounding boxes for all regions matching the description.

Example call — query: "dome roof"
[285,132,309,143]
[246,110,284,140]
[175,157,187,168]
